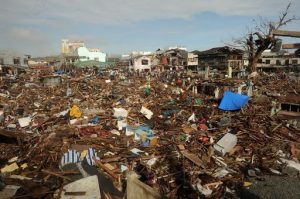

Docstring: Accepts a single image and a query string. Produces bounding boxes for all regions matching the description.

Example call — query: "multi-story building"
[155,48,188,70]
[257,49,300,72]
[187,52,198,70]
[194,46,244,71]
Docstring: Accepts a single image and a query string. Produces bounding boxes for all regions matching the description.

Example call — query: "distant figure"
[240,68,246,78]
[0,65,2,82]
[109,70,115,80]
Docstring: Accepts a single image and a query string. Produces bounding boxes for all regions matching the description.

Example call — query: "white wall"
[77,47,106,62]
[257,57,300,67]
[133,56,151,71]
[0,51,28,67]
[188,53,198,66]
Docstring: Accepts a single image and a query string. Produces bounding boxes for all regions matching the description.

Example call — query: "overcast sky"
[0,0,300,56]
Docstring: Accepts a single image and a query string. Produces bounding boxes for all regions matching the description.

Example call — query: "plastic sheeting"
[219,91,249,111]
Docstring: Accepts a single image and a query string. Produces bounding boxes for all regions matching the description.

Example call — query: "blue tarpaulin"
[219,91,249,111]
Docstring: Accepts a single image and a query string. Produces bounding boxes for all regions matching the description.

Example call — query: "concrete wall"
[0,51,28,67]
[188,52,198,66]
[61,39,85,54]
[77,47,106,62]
[257,57,300,68]
[41,76,62,86]
[133,56,151,71]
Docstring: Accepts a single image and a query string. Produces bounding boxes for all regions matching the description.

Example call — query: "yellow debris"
[21,163,28,169]
[80,150,88,160]
[243,182,252,187]
[1,163,19,173]
[70,105,82,118]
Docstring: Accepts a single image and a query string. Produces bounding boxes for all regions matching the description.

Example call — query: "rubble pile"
[0,69,299,198]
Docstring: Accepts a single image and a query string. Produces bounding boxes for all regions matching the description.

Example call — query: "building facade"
[132,55,152,72]
[0,50,30,67]
[61,39,106,65]
[195,46,244,71]
[257,50,300,71]
[155,48,188,71]
[61,39,85,54]
[77,47,106,62]
[187,52,198,70]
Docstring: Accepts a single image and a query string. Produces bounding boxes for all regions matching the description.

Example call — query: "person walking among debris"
[109,70,115,80]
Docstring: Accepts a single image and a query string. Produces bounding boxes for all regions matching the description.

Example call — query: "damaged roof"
[195,46,244,55]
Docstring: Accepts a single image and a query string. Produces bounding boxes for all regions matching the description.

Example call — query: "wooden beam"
[282,43,300,49]
[272,30,300,38]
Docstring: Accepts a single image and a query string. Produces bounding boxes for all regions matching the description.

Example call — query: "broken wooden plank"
[41,169,72,181]
[282,43,300,49]
[64,192,86,196]
[95,160,119,179]
[272,30,300,38]
[181,150,204,168]
[101,157,121,163]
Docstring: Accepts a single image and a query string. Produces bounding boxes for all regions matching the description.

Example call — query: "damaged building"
[257,42,300,72]
[156,47,188,71]
[194,46,245,72]
[132,55,152,72]
[257,50,300,72]
[120,51,153,72]
[187,52,199,70]
[61,39,106,65]
[0,50,30,67]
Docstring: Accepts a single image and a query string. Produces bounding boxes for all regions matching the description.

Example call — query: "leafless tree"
[232,2,298,73]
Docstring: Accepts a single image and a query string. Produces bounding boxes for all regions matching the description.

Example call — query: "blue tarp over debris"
[219,91,249,111]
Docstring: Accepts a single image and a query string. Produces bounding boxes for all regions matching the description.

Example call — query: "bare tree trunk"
[248,57,258,73]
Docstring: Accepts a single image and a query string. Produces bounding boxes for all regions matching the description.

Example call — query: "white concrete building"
[77,47,106,62]
[187,52,198,67]
[133,55,151,72]
[257,50,300,71]
[0,50,29,67]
